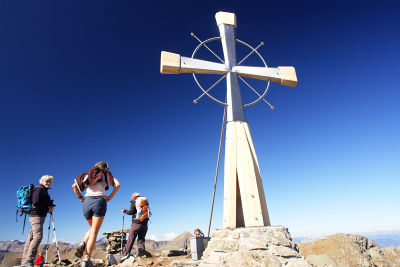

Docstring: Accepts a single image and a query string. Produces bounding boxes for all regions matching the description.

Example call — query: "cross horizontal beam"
[161,51,228,75]
[233,66,297,87]
[160,51,297,87]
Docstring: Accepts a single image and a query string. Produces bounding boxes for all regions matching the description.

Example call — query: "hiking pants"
[22,216,45,264]
[122,222,148,256]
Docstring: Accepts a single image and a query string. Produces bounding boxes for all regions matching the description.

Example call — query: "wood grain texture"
[223,121,270,228]
[215,11,237,28]
[243,123,271,226]
[236,122,264,227]
[223,121,238,229]
[278,66,297,87]
[160,51,180,74]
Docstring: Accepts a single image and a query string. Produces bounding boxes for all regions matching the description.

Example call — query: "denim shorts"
[83,196,107,220]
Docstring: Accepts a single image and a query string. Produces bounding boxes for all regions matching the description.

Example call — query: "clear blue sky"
[1,0,399,243]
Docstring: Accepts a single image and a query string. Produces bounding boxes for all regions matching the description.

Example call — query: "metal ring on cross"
[191,37,271,107]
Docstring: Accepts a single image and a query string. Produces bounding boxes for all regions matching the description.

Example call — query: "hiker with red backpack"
[121,192,151,261]
[34,251,44,267]
[72,161,120,267]
[21,175,55,267]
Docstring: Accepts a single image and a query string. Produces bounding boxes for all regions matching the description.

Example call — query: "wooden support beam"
[242,122,270,226]
[223,121,270,228]
[223,122,238,229]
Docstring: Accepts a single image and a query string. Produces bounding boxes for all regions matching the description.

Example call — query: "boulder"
[297,233,391,267]
[118,255,136,267]
[382,246,400,266]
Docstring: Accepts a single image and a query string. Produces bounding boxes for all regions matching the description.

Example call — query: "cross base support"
[197,226,311,266]
[223,121,270,229]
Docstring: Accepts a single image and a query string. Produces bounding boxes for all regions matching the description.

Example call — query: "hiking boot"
[75,241,86,258]
[81,258,94,267]
[120,254,131,262]
[138,248,151,257]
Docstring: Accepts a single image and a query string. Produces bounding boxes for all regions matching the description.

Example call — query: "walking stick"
[120,213,125,255]
[50,213,62,261]
[45,215,51,263]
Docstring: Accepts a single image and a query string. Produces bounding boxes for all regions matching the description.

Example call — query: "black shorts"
[82,196,107,220]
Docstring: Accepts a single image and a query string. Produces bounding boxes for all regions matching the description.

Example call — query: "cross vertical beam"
[216,12,270,229]
[216,14,246,122]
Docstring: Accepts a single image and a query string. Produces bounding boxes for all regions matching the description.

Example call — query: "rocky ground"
[3,229,400,267]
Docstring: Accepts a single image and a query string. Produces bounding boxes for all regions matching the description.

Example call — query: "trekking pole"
[50,213,62,261]
[120,213,125,255]
[45,214,52,263]
[207,105,226,237]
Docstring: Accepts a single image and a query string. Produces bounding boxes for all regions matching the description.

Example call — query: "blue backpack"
[16,184,35,234]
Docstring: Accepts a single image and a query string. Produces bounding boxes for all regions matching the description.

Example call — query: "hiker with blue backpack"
[20,175,55,267]
[72,161,120,267]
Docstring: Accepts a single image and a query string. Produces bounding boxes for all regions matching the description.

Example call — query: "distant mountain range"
[0,240,25,253]
[362,231,400,247]
[292,230,400,248]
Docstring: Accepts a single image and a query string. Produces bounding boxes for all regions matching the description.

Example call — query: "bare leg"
[85,216,104,257]
[83,219,92,245]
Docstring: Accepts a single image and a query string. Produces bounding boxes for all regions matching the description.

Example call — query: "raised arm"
[72,183,84,203]
[105,177,120,202]
[123,199,136,215]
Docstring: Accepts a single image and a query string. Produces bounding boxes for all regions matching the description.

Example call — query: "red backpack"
[135,197,150,221]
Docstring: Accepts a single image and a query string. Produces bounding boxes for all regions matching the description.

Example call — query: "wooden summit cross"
[160,12,297,229]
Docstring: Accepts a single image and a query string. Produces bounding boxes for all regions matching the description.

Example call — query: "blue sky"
[1,0,399,243]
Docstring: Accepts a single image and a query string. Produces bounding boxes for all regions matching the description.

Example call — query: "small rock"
[211,230,230,239]
[170,260,200,267]
[207,239,239,252]
[119,255,136,267]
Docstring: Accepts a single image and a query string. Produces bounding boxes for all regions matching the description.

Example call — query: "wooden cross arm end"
[215,11,237,28]
[233,66,298,87]
[160,51,181,74]
[278,67,297,87]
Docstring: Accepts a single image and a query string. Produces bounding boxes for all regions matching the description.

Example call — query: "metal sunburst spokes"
[190,33,274,109]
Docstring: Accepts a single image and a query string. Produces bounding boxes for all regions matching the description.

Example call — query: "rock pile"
[297,233,392,267]
[171,226,311,267]
[103,229,129,254]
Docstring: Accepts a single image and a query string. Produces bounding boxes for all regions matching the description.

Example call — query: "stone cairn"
[171,226,311,267]
[200,226,310,267]
[103,229,129,254]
